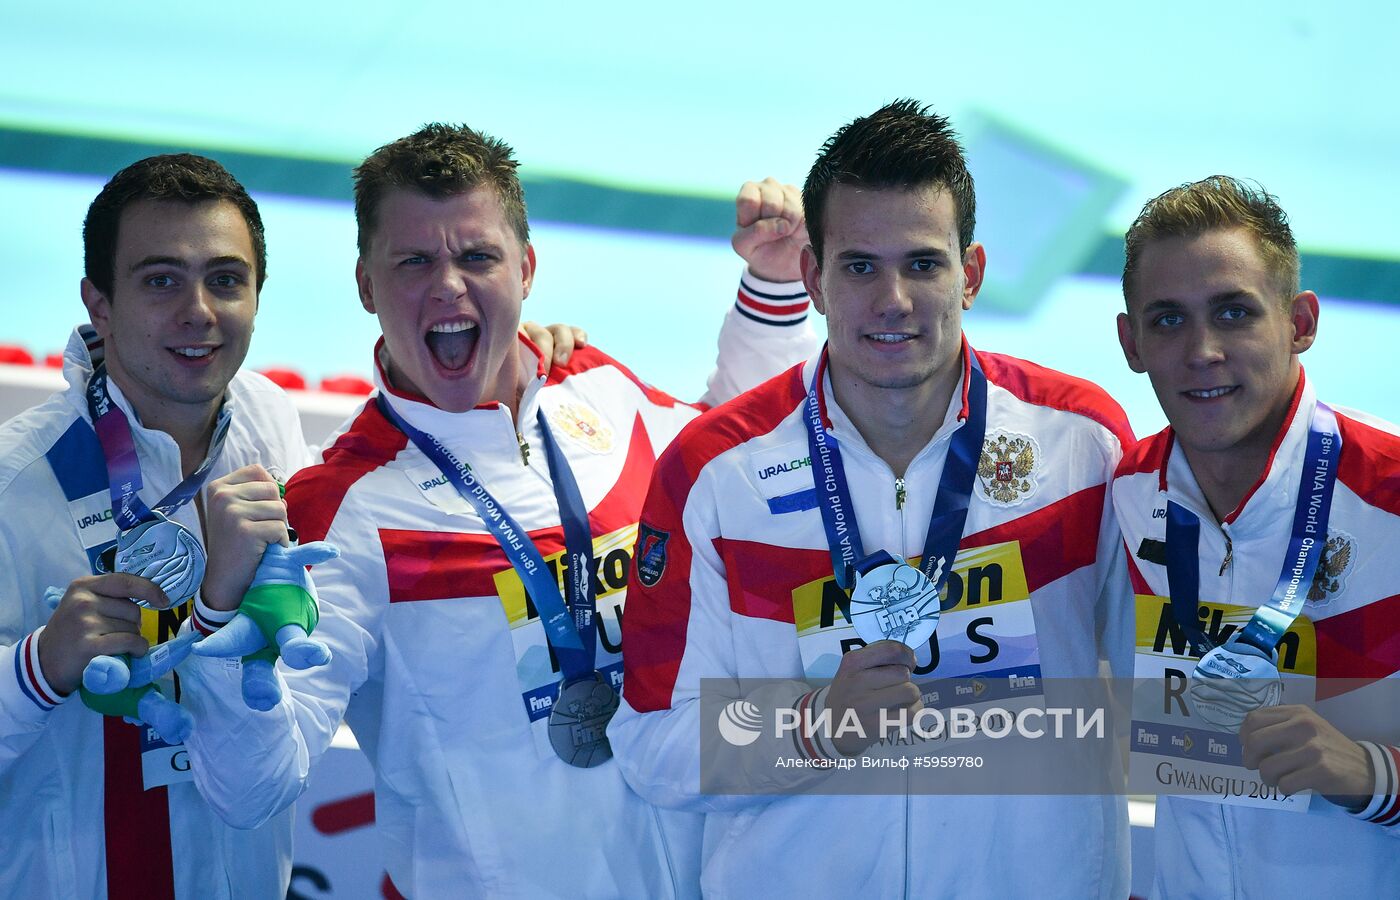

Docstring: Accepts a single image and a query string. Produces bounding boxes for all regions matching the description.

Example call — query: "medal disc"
[1188,639,1283,732]
[849,557,941,648]
[548,674,619,768]
[115,517,206,608]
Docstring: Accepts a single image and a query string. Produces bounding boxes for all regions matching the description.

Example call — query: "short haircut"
[802,99,976,264]
[1123,175,1300,306]
[83,153,267,297]
[353,123,529,255]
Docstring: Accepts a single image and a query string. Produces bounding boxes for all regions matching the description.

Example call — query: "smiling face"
[356,185,535,413]
[1118,226,1317,466]
[80,199,258,429]
[802,183,984,411]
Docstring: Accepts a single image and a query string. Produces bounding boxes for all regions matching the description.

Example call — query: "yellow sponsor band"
[495,524,639,627]
[794,540,1030,637]
[139,601,190,646]
[1134,594,1317,676]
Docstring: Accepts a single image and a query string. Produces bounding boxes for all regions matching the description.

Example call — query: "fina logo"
[717,700,764,746]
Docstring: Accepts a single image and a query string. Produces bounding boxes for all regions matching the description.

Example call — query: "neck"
[1181,445,1271,523]
[1179,373,1300,523]
[111,377,220,478]
[827,354,962,478]
[485,342,528,421]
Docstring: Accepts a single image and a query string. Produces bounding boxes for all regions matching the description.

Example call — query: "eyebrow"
[205,255,252,271]
[130,255,188,272]
[1142,290,1252,313]
[128,254,251,272]
[388,242,504,257]
[833,246,951,261]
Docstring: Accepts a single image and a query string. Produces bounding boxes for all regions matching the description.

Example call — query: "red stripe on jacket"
[287,401,407,544]
[622,365,809,713]
[545,344,693,411]
[1337,411,1400,516]
[979,351,1135,452]
[1115,428,1172,482]
[103,717,175,900]
[716,485,1107,627]
[380,414,655,603]
[1315,591,1400,699]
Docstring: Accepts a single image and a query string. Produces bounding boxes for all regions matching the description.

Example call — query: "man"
[0,154,309,898]
[609,100,1135,898]
[1113,176,1400,897]
[179,123,818,897]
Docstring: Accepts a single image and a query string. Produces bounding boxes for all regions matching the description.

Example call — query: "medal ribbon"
[85,365,232,530]
[803,345,988,603]
[1165,401,1341,656]
[45,414,176,900]
[377,395,598,683]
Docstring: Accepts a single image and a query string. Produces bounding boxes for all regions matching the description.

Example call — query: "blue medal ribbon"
[1164,401,1341,657]
[85,365,232,531]
[377,395,598,684]
[803,345,988,613]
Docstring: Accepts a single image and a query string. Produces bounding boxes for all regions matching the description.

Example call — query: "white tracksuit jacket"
[0,327,309,899]
[1114,371,1400,899]
[179,275,818,898]
[610,342,1136,900]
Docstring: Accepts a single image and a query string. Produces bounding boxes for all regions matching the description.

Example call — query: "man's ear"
[1290,290,1319,355]
[520,243,536,301]
[356,259,376,314]
[80,277,113,339]
[961,242,986,311]
[800,244,825,315]
[1117,312,1147,374]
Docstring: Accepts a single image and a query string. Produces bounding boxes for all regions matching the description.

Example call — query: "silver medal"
[115,515,206,608]
[1188,639,1283,732]
[548,674,618,768]
[849,557,941,648]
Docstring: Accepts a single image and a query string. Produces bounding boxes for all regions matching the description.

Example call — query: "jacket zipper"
[895,476,908,558]
[517,431,530,466]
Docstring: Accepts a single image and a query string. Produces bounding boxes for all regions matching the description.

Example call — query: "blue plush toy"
[43,586,196,744]
[192,540,338,710]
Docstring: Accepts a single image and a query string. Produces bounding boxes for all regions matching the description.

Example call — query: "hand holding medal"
[1188,634,1284,732]
[112,512,206,610]
[825,641,923,756]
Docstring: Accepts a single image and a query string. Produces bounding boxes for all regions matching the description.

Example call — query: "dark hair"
[83,153,267,297]
[1123,175,1299,306]
[802,99,976,263]
[353,123,529,255]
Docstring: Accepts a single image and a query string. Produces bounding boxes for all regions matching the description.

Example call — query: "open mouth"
[1183,386,1238,400]
[866,333,916,345]
[425,320,478,372]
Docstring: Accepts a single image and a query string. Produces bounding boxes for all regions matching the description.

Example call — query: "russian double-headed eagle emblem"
[551,401,614,454]
[977,432,1038,506]
[1308,531,1355,603]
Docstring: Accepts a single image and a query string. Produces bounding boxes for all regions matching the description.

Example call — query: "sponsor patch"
[405,462,473,516]
[748,440,816,501]
[550,401,614,454]
[636,523,670,587]
[976,431,1039,507]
